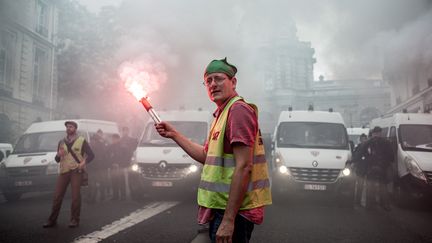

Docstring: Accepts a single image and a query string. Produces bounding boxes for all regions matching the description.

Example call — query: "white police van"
[272,108,354,202]
[0,119,119,201]
[370,113,432,201]
[129,110,211,199]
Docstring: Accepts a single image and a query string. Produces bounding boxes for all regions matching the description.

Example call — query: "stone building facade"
[0,0,58,142]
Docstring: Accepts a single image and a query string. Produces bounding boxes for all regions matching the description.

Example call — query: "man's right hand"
[57,146,65,158]
[155,122,177,139]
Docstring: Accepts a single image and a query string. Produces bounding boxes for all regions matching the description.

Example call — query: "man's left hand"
[216,219,234,243]
[78,161,86,170]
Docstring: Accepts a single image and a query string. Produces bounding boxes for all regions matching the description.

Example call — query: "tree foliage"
[56,1,122,116]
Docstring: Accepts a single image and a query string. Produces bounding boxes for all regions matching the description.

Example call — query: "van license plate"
[151,181,173,187]
[14,180,32,186]
[304,184,326,191]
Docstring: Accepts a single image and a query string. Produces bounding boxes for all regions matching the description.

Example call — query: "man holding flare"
[155,58,272,243]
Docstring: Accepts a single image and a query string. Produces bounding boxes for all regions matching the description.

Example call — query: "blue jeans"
[209,210,254,243]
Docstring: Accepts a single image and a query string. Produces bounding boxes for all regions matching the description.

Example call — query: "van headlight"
[342,168,351,176]
[188,164,198,173]
[46,161,59,175]
[274,152,284,168]
[131,163,140,172]
[278,165,289,174]
[404,156,427,182]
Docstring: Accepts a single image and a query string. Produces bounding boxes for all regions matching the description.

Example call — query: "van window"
[277,122,348,150]
[140,121,208,147]
[13,132,65,154]
[399,125,432,152]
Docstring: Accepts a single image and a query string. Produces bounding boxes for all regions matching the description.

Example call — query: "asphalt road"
[1,189,432,243]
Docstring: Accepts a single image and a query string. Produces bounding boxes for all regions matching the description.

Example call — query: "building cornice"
[0,16,55,48]
[0,96,51,112]
[386,86,432,114]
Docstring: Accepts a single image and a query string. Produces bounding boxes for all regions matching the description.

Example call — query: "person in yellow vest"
[43,121,94,228]
[156,58,272,243]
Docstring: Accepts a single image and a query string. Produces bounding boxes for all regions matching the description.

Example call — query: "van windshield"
[13,132,65,154]
[277,122,349,149]
[399,125,432,152]
[140,121,208,147]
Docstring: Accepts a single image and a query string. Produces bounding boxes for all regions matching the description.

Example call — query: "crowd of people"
[86,127,138,203]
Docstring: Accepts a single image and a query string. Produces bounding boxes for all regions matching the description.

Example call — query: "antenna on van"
[308,104,314,111]
[288,106,293,118]
[329,108,333,112]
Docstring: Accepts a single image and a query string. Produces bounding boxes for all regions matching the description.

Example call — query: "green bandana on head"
[204,57,237,78]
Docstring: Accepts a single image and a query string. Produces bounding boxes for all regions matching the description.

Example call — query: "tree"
[55,0,122,118]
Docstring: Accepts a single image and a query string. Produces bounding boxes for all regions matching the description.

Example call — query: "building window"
[33,46,48,104]
[0,29,16,95]
[0,48,5,84]
[36,0,49,37]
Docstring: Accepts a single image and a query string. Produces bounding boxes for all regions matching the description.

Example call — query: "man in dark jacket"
[120,126,138,163]
[108,134,129,200]
[353,133,368,206]
[364,126,394,211]
[87,129,108,203]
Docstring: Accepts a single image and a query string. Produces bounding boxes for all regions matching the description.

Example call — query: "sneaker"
[68,220,79,228]
[42,221,57,228]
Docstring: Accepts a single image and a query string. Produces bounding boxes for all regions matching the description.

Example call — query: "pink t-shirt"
[199,96,265,225]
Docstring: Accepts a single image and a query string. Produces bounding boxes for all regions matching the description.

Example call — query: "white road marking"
[73,201,179,243]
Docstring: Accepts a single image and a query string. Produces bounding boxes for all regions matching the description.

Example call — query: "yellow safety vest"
[197,96,272,210]
[60,136,85,174]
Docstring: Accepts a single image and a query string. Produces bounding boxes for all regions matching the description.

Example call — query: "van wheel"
[3,192,22,202]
